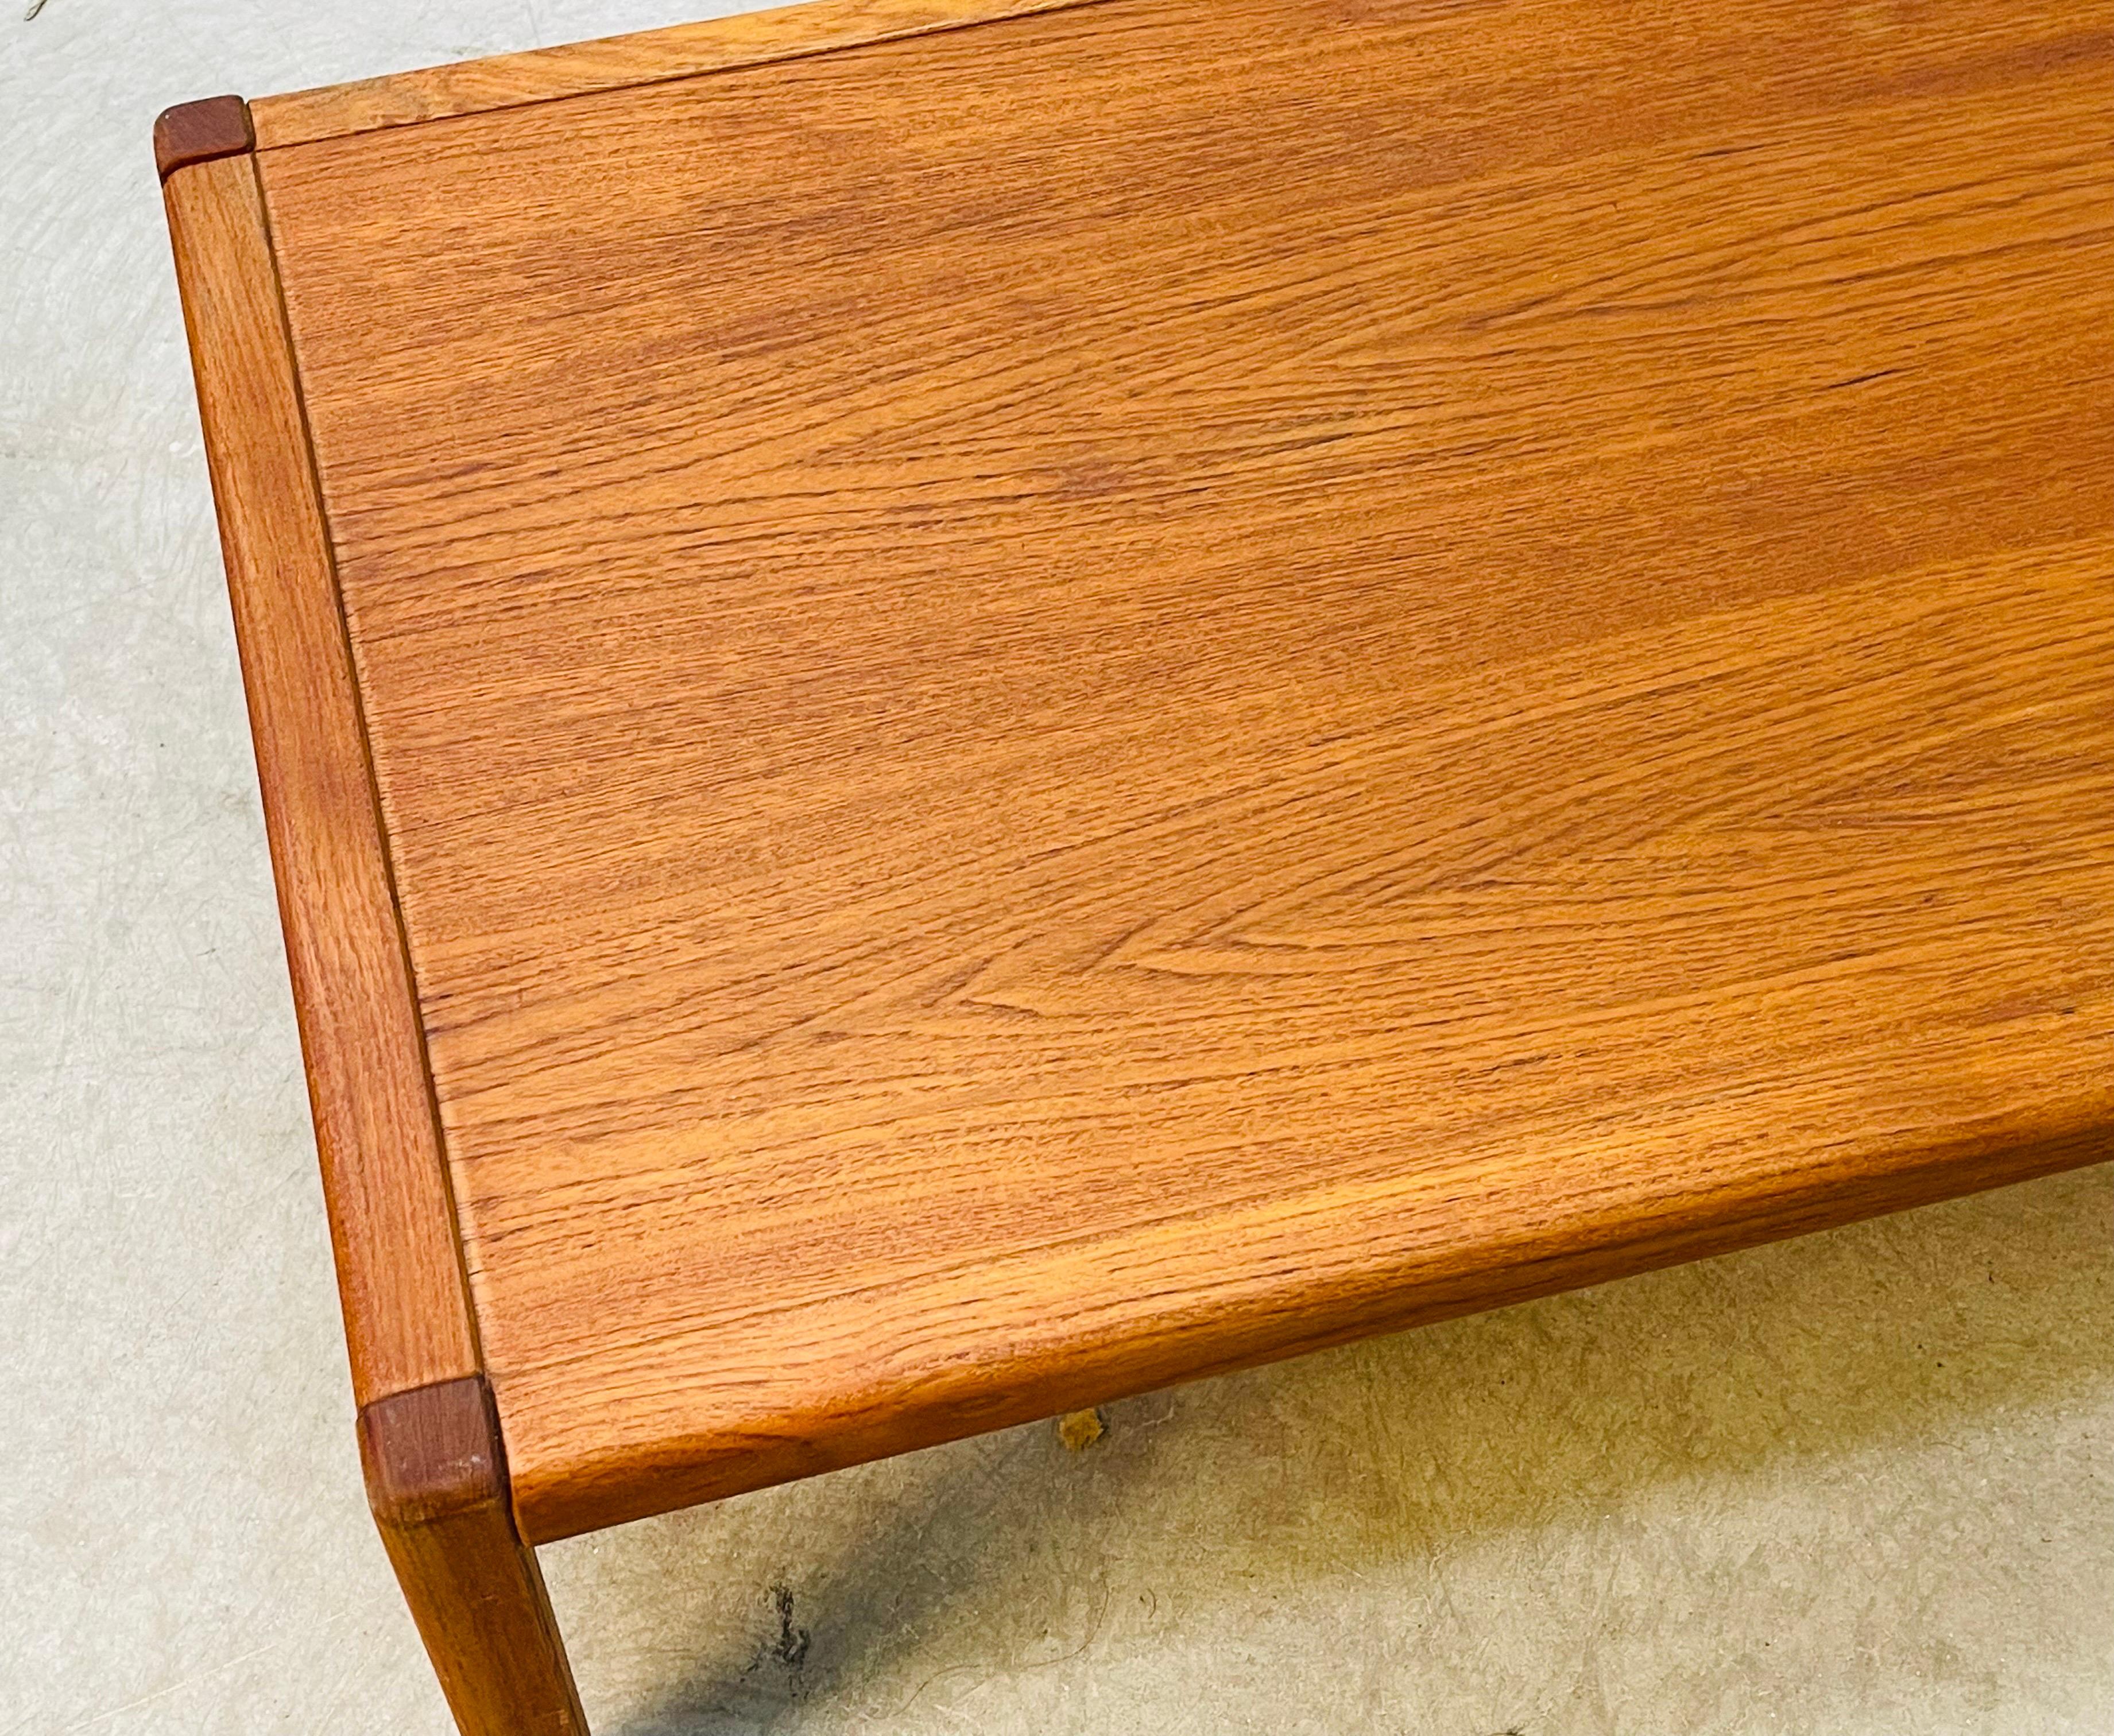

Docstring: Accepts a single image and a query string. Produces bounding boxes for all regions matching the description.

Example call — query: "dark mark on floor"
[741,1583,813,1699]
[769,1584,811,1671]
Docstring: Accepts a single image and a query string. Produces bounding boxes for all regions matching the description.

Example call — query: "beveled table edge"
[158,142,484,1413]
[248,0,1111,152]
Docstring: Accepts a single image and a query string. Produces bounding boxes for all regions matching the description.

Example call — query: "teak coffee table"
[157,0,2111,1728]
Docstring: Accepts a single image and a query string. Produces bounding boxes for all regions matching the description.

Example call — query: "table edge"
[514,1119,2112,1543]
[245,0,1111,153]
[159,145,484,1415]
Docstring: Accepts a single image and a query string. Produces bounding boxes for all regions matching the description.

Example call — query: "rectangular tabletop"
[177,0,2112,1543]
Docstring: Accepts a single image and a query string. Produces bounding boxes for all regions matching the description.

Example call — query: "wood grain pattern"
[246,0,2113,1541]
[247,0,1102,149]
[359,1378,586,1735]
[161,154,480,1408]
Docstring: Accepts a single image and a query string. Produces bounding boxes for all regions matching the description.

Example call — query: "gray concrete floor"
[4,3,2111,1730]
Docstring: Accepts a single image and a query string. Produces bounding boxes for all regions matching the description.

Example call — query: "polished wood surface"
[161,153,481,1408]
[247,0,1098,148]
[359,1378,586,1735]
[198,0,2112,1545]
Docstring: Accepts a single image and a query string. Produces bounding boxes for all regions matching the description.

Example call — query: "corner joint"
[154,95,255,182]
[357,1374,512,1532]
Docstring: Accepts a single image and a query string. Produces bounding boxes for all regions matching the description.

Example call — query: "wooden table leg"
[358,1377,588,1736]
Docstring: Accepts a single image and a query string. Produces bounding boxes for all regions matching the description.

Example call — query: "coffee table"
[156,1,2113,1729]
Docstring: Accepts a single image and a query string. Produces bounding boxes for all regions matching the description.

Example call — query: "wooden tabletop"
[170,0,2113,1544]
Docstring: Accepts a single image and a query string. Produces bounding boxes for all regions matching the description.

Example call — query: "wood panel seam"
[248,0,1116,150]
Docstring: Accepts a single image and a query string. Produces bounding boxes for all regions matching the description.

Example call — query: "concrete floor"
[4,3,2111,1730]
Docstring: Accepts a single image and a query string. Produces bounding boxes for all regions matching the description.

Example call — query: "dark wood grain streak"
[359,1378,586,1735]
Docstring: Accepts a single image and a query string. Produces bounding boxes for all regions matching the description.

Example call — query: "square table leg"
[358,1377,588,1736]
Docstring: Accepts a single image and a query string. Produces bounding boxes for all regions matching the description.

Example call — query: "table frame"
[154,1,2114,1726]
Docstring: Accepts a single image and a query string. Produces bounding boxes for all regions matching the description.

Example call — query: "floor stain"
[743,1583,812,1699]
